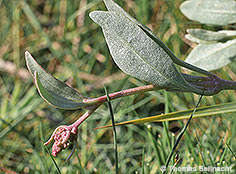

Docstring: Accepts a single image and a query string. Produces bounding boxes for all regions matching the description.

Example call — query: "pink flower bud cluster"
[44,125,77,156]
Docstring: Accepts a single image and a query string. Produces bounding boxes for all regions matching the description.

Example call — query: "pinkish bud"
[44,125,77,157]
[43,106,99,159]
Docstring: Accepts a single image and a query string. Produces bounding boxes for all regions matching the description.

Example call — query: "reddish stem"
[83,84,159,105]
[71,104,101,128]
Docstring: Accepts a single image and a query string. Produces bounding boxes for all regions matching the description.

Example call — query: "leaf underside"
[35,72,87,109]
[186,29,236,44]
[89,11,196,92]
[103,0,214,78]
[25,51,88,109]
[185,39,236,71]
[180,0,236,25]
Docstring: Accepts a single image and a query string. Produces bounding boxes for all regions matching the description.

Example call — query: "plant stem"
[83,76,236,104]
[83,84,159,105]
[71,85,158,131]
[222,79,236,90]
[185,75,236,95]
[141,27,215,78]
[71,104,101,128]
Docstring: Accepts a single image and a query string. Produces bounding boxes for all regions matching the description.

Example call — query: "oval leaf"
[185,39,236,71]
[25,51,88,109]
[185,34,216,44]
[89,11,196,92]
[35,72,87,109]
[103,0,213,77]
[180,0,236,25]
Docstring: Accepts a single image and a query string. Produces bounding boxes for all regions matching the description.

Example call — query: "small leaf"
[89,11,199,93]
[185,39,236,71]
[185,34,215,44]
[186,29,234,43]
[180,0,236,25]
[219,30,236,36]
[25,51,88,109]
[97,101,236,128]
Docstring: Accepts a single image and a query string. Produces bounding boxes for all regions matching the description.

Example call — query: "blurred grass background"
[0,0,235,173]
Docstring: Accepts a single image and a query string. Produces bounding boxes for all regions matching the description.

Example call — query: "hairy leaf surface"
[180,0,236,25]
[89,11,195,91]
[35,72,87,109]
[185,39,236,71]
[101,0,215,77]
[25,51,88,109]
[186,29,236,43]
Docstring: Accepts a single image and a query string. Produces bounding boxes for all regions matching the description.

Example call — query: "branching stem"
[83,84,160,105]
[71,104,101,128]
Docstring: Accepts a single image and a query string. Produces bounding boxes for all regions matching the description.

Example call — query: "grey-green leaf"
[186,29,235,43]
[89,11,198,92]
[25,51,88,109]
[219,30,236,36]
[102,0,213,78]
[35,72,87,109]
[180,0,236,25]
[185,39,236,71]
[185,34,215,44]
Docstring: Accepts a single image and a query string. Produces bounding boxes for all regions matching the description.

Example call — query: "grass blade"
[39,122,49,174]
[163,92,204,173]
[20,0,59,57]
[141,146,145,174]
[97,101,236,129]
[225,140,236,158]
[147,125,163,167]
[104,85,118,174]
[75,149,85,174]
[163,91,171,152]
[45,146,62,174]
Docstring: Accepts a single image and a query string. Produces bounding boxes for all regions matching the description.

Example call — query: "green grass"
[0,0,235,173]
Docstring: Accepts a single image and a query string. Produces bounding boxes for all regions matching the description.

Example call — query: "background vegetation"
[0,0,235,173]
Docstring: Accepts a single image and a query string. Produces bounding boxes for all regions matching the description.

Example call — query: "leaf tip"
[25,50,30,56]
[25,51,36,78]
[89,11,109,26]
[25,51,32,64]
[25,50,30,62]
[89,11,98,19]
